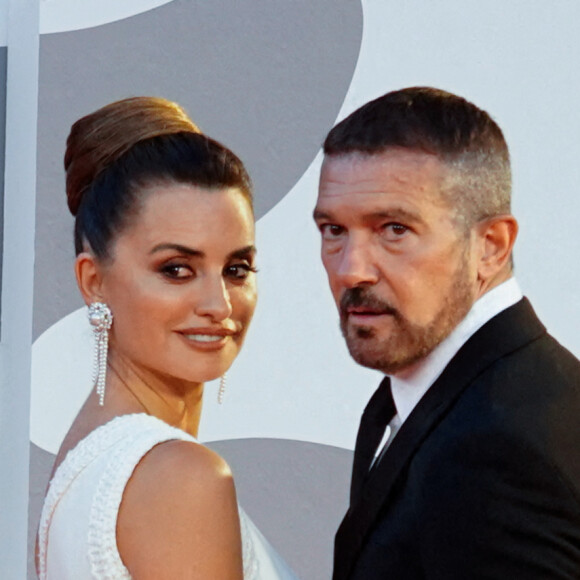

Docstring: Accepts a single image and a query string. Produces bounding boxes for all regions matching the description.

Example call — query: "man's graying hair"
[323,87,511,230]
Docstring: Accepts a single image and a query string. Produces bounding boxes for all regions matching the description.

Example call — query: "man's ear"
[475,214,518,282]
[75,252,106,305]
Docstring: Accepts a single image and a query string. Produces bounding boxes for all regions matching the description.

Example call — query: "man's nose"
[334,237,379,288]
[194,275,233,321]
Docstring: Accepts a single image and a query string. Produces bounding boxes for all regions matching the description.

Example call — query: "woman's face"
[96,182,257,385]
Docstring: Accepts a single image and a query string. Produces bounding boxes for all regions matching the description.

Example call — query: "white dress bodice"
[37,414,298,579]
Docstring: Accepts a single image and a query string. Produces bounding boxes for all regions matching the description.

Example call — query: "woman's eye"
[320,223,345,239]
[225,263,257,280]
[161,264,194,280]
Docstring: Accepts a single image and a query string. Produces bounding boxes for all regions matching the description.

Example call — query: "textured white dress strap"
[37,414,145,579]
[37,413,276,579]
[87,416,188,577]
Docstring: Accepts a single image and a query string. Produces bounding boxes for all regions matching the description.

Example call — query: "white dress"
[37,414,299,580]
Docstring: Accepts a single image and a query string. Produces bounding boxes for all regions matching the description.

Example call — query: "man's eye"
[383,223,409,238]
[320,224,345,239]
[224,263,258,280]
[161,264,194,279]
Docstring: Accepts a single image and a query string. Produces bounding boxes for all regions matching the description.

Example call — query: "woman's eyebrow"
[149,243,204,257]
[228,245,257,260]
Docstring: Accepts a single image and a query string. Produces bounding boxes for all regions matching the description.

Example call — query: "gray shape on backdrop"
[28,443,54,580]
[0,47,7,328]
[28,439,352,580]
[208,438,352,580]
[34,0,362,339]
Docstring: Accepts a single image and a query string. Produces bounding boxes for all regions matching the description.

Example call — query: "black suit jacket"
[334,298,580,579]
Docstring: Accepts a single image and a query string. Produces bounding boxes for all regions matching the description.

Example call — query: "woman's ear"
[476,214,518,282]
[75,252,105,305]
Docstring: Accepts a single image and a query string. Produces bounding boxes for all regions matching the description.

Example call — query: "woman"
[37,97,297,579]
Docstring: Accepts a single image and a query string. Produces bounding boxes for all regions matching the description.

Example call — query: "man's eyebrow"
[312,208,421,222]
[366,209,421,222]
[313,209,332,221]
[149,243,204,257]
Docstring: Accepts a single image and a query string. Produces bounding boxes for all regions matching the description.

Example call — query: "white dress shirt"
[373,278,523,462]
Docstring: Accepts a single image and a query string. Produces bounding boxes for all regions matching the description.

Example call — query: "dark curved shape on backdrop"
[34,0,363,339]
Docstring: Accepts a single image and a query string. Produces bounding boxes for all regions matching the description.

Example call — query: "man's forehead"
[318,149,447,202]
[321,148,442,177]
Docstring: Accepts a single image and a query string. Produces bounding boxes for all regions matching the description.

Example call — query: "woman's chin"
[178,367,231,386]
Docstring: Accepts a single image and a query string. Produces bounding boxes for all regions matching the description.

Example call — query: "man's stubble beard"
[339,252,475,375]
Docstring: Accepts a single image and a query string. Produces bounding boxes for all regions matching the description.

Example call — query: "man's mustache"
[339,287,399,319]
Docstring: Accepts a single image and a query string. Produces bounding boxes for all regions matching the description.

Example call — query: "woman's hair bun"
[64,97,200,216]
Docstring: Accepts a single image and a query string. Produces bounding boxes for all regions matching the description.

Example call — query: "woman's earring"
[88,302,113,406]
[218,373,227,405]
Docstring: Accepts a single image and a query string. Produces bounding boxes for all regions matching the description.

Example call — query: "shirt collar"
[390,278,523,424]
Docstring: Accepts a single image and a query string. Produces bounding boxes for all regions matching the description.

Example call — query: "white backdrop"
[1,1,577,577]
[31,0,580,455]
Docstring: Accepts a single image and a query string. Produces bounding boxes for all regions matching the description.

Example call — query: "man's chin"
[345,336,389,371]
[345,333,434,375]
[348,348,417,375]
[341,320,381,341]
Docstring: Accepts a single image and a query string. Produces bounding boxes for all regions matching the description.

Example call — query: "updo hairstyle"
[65,96,253,260]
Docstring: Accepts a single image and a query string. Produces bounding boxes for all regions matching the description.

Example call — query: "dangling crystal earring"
[218,373,227,405]
[88,302,113,406]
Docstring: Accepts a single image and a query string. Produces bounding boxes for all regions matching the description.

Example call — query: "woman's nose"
[194,275,233,321]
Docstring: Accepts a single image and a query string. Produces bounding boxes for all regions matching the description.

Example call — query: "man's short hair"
[323,87,511,228]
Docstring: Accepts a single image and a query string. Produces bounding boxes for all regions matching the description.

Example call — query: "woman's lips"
[184,334,226,342]
[177,327,236,350]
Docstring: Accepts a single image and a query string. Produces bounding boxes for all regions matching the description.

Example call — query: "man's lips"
[342,304,399,328]
[346,307,388,316]
[339,287,399,324]
[347,310,394,325]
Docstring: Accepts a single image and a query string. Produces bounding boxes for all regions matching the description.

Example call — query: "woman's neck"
[106,350,204,438]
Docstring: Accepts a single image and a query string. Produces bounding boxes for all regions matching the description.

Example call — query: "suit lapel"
[334,298,546,579]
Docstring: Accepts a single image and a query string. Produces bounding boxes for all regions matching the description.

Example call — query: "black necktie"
[350,377,396,505]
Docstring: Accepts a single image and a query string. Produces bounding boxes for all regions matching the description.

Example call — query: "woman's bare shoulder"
[117,439,243,579]
[141,438,233,484]
[121,438,238,522]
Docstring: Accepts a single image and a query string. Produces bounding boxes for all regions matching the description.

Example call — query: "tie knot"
[370,377,397,424]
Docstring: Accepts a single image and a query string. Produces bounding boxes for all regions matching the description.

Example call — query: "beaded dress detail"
[38,414,296,580]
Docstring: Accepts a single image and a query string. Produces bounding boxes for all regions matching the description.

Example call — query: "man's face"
[314,149,480,376]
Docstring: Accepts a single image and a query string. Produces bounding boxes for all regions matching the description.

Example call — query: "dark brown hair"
[66,96,252,258]
[323,87,511,226]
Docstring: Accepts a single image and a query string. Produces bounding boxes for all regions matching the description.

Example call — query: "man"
[314,87,580,579]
